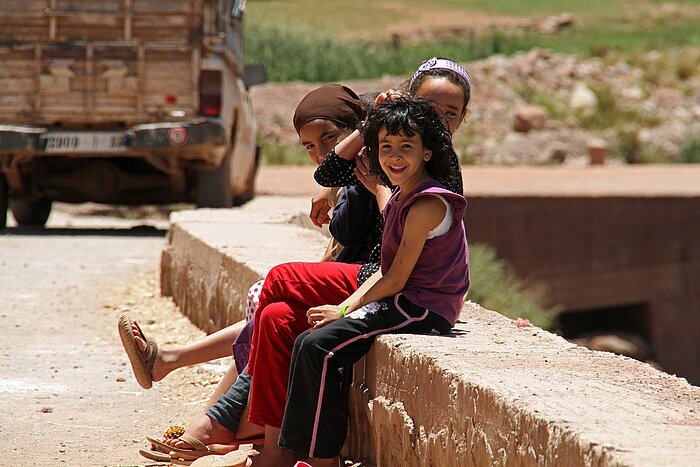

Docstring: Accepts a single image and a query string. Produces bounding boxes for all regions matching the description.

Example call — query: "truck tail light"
[199,70,222,117]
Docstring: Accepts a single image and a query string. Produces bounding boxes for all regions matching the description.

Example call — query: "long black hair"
[364,97,455,187]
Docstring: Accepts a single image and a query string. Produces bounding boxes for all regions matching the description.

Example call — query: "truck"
[0,0,265,228]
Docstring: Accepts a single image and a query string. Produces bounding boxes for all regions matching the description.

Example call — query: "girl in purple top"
[275,97,469,466]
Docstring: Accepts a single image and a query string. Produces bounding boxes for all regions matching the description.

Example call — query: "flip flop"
[146,434,214,459]
[171,458,197,466]
[139,448,172,463]
[118,313,158,389]
[140,447,200,466]
[190,450,251,467]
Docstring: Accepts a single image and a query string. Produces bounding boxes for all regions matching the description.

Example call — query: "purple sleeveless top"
[381,180,469,326]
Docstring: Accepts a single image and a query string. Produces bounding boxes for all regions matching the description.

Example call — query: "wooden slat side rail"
[0,1,202,125]
[0,0,201,43]
[1,42,196,125]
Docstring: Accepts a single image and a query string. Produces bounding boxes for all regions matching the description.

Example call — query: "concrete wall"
[160,196,700,466]
[466,196,700,384]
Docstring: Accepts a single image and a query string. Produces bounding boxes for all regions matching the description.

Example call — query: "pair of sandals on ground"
[143,435,256,466]
[118,315,265,466]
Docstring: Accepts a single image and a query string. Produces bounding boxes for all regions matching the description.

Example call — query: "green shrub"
[467,243,558,331]
[576,84,660,130]
[246,1,700,83]
[613,128,677,164]
[680,136,700,164]
[245,22,538,82]
[453,130,478,165]
[514,80,562,119]
[639,146,674,164]
[614,128,642,164]
[514,79,536,102]
[532,93,563,120]
[588,43,610,58]
[675,60,695,81]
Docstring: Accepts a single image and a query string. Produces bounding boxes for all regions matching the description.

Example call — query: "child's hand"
[307,305,342,330]
[309,188,332,227]
[374,88,405,107]
[354,152,379,193]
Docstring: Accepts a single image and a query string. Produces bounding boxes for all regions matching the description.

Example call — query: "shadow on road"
[1,225,166,237]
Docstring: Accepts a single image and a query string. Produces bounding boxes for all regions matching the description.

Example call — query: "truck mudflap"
[0,119,226,167]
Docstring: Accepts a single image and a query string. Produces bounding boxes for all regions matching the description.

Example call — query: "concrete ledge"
[347,306,699,466]
[161,195,700,466]
[161,196,327,333]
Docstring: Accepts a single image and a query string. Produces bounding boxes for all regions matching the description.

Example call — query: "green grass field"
[246,0,700,82]
[247,0,700,37]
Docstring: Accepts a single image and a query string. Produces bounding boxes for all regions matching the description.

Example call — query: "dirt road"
[0,209,226,466]
[3,163,699,466]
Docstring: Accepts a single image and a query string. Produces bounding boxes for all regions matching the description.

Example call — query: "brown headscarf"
[293,84,366,134]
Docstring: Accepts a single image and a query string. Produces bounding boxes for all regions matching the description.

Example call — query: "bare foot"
[249,426,302,467]
[160,413,240,459]
[171,413,237,446]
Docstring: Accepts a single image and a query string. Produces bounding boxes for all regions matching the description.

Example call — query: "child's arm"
[335,129,364,160]
[354,151,393,211]
[329,185,374,248]
[307,196,446,329]
[307,269,382,329]
[309,187,333,227]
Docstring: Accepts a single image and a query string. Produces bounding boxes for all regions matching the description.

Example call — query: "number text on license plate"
[44,132,127,153]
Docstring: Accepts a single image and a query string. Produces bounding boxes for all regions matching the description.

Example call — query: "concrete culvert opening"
[559,303,656,364]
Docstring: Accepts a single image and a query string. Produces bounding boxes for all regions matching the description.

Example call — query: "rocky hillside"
[251,47,700,166]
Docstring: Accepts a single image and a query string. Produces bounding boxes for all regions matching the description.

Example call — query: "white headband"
[409,57,471,91]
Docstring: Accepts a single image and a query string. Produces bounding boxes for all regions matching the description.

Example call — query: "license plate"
[44,132,127,153]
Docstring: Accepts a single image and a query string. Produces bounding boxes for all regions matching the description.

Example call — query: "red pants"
[246,261,361,428]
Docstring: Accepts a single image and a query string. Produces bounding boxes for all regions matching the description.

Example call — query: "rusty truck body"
[0,0,264,228]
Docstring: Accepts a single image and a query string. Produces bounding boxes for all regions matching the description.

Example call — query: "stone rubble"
[252,48,700,167]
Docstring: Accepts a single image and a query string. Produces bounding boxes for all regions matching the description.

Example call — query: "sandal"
[190,450,252,467]
[139,447,172,463]
[139,447,201,466]
[118,313,158,389]
[146,434,214,459]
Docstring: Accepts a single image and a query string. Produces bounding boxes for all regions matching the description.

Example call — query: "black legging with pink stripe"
[278,294,450,459]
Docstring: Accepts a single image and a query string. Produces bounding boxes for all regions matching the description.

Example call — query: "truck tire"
[196,154,233,208]
[233,145,260,207]
[10,198,52,227]
[0,174,8,229]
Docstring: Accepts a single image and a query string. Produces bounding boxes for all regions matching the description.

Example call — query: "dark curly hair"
[363,97,455,187]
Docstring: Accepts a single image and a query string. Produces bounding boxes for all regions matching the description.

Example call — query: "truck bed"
[0,0,203,126]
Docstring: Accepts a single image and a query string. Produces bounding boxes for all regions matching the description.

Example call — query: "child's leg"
[165,367,264,452]
[201,362,239,410]
[245,262,361,427]
[246,299,312,428]
[252,262,361,328]
[247,261,361,381]
[248,426,301,467]
[207,367,255,436]
[279,295,441,459]
[128,318,246,382]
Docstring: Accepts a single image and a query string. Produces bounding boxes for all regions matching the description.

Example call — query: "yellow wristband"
[340,304,349,317]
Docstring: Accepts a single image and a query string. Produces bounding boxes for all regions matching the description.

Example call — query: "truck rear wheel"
[0,174,8,229]
[233,145,260,207]
[196,154,233,208]
[10,198,52,227]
